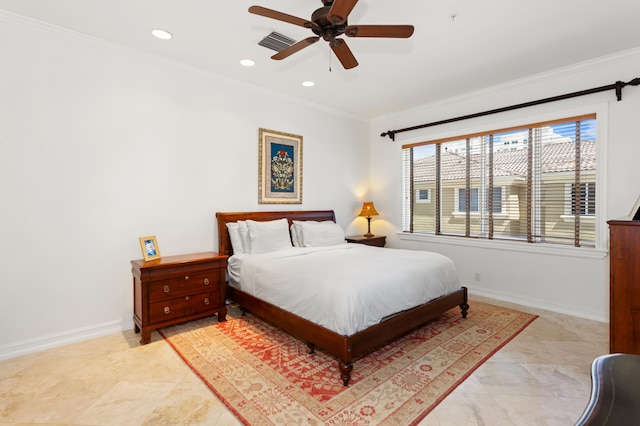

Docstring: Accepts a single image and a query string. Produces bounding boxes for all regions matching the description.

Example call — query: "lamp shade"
[358,202,379,218]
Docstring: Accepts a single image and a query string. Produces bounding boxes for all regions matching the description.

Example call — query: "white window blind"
[402,114,597,247]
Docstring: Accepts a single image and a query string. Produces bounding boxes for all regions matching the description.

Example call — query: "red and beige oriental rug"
[160,301,536,425]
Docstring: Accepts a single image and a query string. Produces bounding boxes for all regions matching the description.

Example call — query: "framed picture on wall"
[139,235,161,261]
[258,128,303,204]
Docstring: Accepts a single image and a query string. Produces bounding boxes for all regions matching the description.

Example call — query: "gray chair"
[575,353,640,425]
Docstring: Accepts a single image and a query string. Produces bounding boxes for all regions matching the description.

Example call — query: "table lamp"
[358,201,379,237]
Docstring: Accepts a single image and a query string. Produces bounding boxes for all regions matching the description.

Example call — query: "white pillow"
[291,220,318,247]
[298,221,345,247]
[246,218,293,254]
[237,221,250,253]
[226,222,245,254]
[290,224,301,247]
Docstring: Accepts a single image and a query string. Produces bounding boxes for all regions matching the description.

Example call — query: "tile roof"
[413,140,595,182]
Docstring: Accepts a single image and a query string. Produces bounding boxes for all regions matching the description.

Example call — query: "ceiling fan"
[249,0,414,69]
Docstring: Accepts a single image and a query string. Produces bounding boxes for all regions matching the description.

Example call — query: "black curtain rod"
[381,77,640,141]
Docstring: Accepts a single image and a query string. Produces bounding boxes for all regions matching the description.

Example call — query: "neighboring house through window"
[402,114,598,248]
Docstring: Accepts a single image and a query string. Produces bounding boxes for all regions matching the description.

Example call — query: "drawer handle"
[163,285,170,293]
[164,307,170,315]
[204,298,210,305]
[184,275,189,280]
[204,278,210,285]
[185,296,190,301]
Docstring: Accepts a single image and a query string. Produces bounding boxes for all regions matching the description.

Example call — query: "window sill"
[560,215,596,223]
[396,231,608,259]
[452,212,508,219]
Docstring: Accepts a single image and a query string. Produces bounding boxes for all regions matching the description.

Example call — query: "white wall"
[0,14,370,359]
[370,48,640,322]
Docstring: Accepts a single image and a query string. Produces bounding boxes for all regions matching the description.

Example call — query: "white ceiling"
[2,0,640,118]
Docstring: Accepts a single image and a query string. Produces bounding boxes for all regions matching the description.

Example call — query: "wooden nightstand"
[345,235,386,247]
[131,251,228,344]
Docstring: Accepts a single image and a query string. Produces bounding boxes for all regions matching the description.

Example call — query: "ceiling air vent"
[258,31,296,52]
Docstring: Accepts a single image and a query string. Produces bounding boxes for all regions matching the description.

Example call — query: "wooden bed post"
[461,299,470,318]
[339,361,354,386]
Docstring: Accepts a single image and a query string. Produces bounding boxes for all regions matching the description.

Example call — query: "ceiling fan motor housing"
[311,6,347,41]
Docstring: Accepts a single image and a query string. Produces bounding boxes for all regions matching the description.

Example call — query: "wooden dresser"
[608,220,640,354]
[131,251,228,344]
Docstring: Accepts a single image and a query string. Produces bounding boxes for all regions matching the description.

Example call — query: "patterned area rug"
[160,301,536,425]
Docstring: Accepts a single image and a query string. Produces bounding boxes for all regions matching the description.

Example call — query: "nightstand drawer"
[148,269,224,302]
[149,291,221,324]
[144,258,226,281]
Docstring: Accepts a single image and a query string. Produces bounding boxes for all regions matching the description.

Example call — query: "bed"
[216,210,468,386]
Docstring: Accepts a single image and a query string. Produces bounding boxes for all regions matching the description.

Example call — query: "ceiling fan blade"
[345,25,415,38]
[271,37,320,60]
[249,5,320,31]
[327,0,358,25]
[330,38,358,69]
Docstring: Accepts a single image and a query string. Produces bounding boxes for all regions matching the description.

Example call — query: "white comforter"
[228,243,460,336]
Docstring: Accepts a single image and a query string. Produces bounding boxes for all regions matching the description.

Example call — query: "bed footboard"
[227,285,468,386]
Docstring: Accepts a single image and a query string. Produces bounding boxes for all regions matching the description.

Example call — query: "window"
[571,183,596,216]
[458,188,479,212]
[456,187,503,213]
[402,114,597,247]
[416,189,430,203]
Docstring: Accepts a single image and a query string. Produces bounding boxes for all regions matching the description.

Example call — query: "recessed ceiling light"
[151,29,172,40]
[240,59,256,67]
[302,81,315,87]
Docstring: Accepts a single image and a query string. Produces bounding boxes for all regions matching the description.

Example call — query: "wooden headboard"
[215,210,336,257]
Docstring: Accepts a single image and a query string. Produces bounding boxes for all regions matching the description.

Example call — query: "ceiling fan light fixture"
[240,59,256,67]
[151,29,172,40]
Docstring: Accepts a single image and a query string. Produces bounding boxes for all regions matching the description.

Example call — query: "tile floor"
[0,296,608,425]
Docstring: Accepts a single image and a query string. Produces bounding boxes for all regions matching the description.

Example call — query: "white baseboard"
[1,287,608,361]
[467,286,608,323]
[0,318,135,361]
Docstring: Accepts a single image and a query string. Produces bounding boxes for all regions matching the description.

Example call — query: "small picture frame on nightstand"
[139,236,161,261]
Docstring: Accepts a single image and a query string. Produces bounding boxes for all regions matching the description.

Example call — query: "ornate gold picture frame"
[258,128,303,204]
[138,235,161,261]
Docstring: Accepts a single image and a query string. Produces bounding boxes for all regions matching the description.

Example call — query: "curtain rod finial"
[380,130,395,141]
